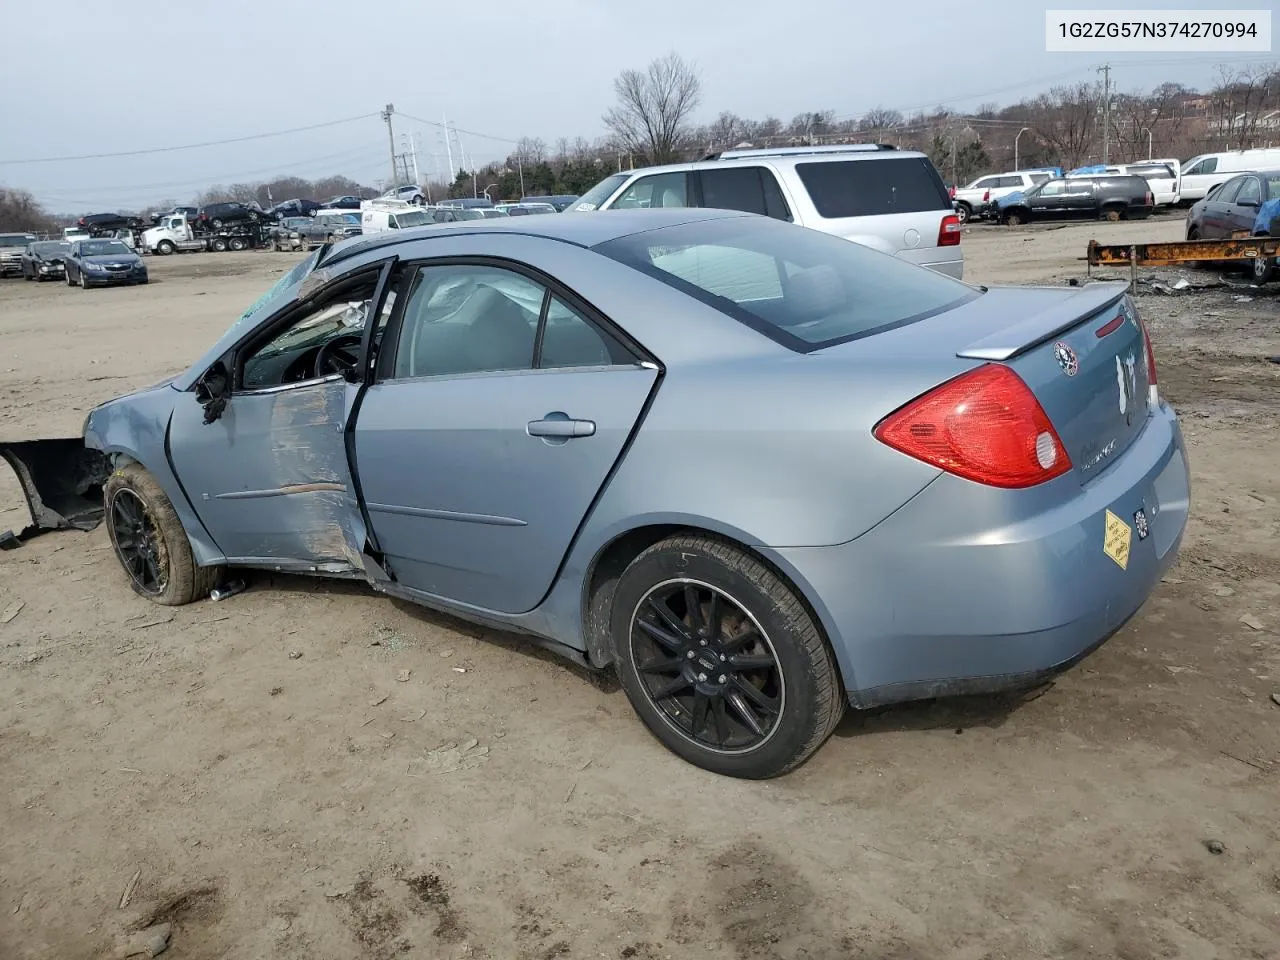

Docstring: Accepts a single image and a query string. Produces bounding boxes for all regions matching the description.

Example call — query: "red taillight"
[938,213,962,247]
[77,217,86,226]
[1145,191,1153,206]
[948,185,956,199]
[1140,315,1159,405]
[874,365,1071,488]
[983,189,990,202]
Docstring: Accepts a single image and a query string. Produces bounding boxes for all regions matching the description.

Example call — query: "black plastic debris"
[0,439,110,536]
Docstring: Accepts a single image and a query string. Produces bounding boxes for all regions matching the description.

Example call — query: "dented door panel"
[166,376,366,569]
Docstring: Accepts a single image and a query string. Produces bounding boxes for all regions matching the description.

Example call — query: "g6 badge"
[1054,341,1078,377]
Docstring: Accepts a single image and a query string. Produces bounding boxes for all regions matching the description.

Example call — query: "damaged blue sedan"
[3,210,1189,778]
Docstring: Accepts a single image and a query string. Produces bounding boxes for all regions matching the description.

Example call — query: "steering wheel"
[314,333,363,379]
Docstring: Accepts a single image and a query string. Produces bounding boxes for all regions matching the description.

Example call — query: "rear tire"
[1103,207,1123,222]
[955,202,971,224]
[211,237,228,252]
[228,237,246,251]
[610,534,844,779]
[105,464,223,606]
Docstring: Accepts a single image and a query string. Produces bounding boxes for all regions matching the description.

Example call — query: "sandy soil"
[1,219,1278,960]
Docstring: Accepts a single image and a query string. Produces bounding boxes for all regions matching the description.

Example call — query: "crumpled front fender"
[0,438,110,535]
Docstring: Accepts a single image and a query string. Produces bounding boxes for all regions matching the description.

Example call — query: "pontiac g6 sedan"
[72,210,1188,778]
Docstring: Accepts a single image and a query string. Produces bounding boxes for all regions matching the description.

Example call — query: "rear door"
[1202,177,1243,237]
[791,156,956,270]
[354,258,658,614]
[1229,175,1262,234]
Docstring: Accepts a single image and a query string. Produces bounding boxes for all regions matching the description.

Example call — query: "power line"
[395,111,520,145]
[0,113,379,165]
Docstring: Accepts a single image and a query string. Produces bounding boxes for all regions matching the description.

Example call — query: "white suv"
[571,145,963,279]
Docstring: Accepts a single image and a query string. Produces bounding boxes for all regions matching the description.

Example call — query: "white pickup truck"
[952,171,1055,223]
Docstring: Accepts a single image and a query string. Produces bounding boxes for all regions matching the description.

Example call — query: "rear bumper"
[765,404,1189,708]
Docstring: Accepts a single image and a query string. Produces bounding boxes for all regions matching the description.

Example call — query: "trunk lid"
[820,281,1152,483]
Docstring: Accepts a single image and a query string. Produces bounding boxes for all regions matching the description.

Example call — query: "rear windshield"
[795,157,951,218]
[1128,164,1176,179]
[596,216,976,352]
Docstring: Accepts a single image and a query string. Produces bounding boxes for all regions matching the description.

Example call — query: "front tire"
[610,534,844,779]
[156,240,175,255]
[105,464,222,605]
[80,271,88,289]
[1004,210,1024,226]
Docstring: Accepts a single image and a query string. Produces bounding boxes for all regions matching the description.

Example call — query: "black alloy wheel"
[630,579,784,753]
[109,487,168,596]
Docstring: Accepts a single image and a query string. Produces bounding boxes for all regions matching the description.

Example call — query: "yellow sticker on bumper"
[1103,509,1131,570]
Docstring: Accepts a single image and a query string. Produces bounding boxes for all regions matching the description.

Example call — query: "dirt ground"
[1,217,1278,960]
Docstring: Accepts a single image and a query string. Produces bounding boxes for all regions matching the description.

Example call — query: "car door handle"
[527,417,595,438]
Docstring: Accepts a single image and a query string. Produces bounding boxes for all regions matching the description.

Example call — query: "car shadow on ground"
[832,683,1051,738]
[250,570,621,693]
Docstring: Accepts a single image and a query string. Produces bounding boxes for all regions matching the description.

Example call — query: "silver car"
[571,144,964,278]
[9,210,1187,778]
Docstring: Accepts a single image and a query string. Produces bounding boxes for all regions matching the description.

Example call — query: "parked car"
[20,240,72,281]
[994,175,1154,225]
[63,238,148,287]
[298,212,362,249]
[1178,148,1280,203]
[952,171,1055,223]
[426,206,489,222]
[0,232,36,277]
[269,217,314,251]
[521,194,580,211]
[436,197,494,209]
[198,202,266,229]
[323,195,364,210]
[1185,168,1280,283]
[69,208,1186,778]
[360,199,435,234]
[268,199,322,219]
[62,227,90,243]
[572,144,963,278]
[495,202,558,216]
[1068,161,1180,206]
[382,185,426,205]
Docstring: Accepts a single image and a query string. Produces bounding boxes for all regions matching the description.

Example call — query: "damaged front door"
[166,263,392,571]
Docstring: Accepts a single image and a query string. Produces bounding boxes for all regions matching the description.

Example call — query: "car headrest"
[783,264,845,323]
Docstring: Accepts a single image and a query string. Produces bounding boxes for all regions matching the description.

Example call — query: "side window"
[760,169,793,221]
[1038,181,1066,197]
[997,176,1024,188]
[699,167,768,215]
[1030,173,1052,184]
[241,270,383,390]
[975,177,1000,189]
[612,172,689,210]
[1215,178,1243,204]
[1235,177,1261,205]
[393,264,541,379]
[539,296,634,368]
[1187,157,1218,176]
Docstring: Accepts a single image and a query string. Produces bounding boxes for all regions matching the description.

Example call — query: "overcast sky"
[1,0,1272,212]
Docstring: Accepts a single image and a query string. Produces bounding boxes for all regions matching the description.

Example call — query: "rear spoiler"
[956,282,1128,361]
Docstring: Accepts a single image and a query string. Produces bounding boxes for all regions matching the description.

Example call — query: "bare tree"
[859,107,904,140]
[1208,64,1280,148]
[515,137,546,165]
[603,52,702,164]
[1029,83,1100,168]
[0,187,56,233]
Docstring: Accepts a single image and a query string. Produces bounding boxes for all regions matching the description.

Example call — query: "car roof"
[605,148,930,180]
[321,208,751,266]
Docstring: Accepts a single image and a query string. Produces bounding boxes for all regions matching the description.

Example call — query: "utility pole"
[382,103,398,188]
[1097,63,1111,164]
[442,114,455,180]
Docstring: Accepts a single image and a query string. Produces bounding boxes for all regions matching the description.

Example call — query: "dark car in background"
[269,198,322,219]
[426,206,489,223]
[198,202,267,229]
[78,212,143,234]
[995,174,1153,225]
[521,194,579,211]
[298,212,361,249]
[323,195,364,210]
[20,240,71,281]
[1185,168,1280,283]
[269,217,312,251]
[63,238,148,288]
